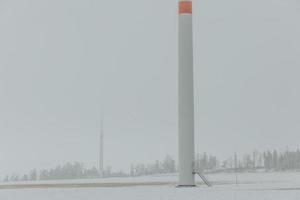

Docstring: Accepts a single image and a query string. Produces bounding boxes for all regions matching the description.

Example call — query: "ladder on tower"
[193,170,212,187]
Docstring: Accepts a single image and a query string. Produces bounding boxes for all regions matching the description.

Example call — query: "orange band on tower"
[179,1,192,14]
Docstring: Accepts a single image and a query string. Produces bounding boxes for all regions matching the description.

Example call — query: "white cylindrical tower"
[178,0,195,186]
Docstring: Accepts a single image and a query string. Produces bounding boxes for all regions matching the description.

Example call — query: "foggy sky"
[0,0,300,175]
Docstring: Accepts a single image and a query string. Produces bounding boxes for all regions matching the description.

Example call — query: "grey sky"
[0,0,300,175]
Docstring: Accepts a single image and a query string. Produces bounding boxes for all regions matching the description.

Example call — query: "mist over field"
[0,2,300,199]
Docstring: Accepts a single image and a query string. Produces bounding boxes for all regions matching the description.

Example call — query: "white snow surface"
[1,172,300,200]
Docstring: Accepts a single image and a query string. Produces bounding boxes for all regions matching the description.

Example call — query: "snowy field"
[1,172,300,200]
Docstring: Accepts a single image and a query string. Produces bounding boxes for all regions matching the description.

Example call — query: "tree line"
[220,150,300,172]
[2,149,300,182]
[1,155,177,182]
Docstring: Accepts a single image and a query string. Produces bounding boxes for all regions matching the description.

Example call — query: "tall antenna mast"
[99,113,104,178]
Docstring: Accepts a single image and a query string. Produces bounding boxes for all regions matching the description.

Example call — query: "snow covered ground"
[1,172,300,200]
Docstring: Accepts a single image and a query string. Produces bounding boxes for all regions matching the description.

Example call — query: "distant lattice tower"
[99,115,104,178]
